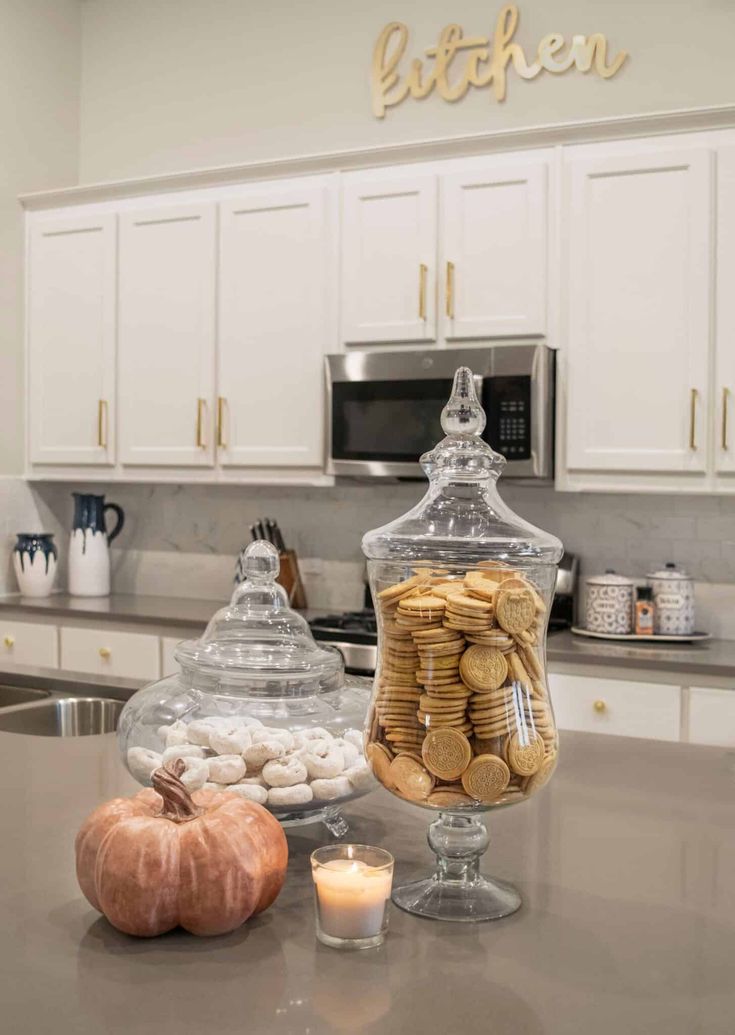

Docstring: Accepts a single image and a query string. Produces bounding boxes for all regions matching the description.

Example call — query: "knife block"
[278,550,307,610]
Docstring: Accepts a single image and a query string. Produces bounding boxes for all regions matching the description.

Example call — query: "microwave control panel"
[482,375,532,461]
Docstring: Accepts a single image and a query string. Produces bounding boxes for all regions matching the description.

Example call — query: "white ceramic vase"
[68,493,125,598]
[12,534,58,598]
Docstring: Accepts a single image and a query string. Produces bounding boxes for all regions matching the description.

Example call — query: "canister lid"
[586,570,635,587]
[361,367,563,567]
[647,562,691,581]
[174,540,343,691]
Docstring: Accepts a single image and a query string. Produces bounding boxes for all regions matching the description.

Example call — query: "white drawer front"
[161,636,183,676]
[60,626,160,680]
[548,673,681,741]
[0,620,58,667]
[688,686,735,747]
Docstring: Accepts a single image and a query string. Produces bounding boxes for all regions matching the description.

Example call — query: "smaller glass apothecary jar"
[118,541,375,837]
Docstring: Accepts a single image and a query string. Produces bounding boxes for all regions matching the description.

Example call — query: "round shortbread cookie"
[390,755,435,800]
[427,788,474,807]
[507,731,545,776]
[522,750,557,794]
[460,645,509,691]
[366,742,394,785]
[421,728,472,780]
[446,591,492,614]
[461,754,510,803]
[378,574,430,603]
[398,594,446,615]
[496,589,536,634]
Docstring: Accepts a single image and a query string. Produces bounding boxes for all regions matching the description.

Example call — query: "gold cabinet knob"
[593,699,607,714]
[3,635,14,649]
[99,647,111,659]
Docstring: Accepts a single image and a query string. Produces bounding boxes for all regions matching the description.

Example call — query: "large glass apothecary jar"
[362,368,563,921]
[118,540,375,837]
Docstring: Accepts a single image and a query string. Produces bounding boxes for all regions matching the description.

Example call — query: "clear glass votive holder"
[310,844,394,949]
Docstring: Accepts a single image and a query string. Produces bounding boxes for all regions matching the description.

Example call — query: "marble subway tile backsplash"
[1,478,733,623]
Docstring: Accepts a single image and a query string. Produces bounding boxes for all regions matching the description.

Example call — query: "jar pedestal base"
[392,812,521,922]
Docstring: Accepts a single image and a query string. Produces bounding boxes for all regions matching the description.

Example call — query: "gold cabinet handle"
[97,399,108,449]
[722,387,731,451]
[445,261,455,319]
[3,635,14,649]
[196,398,207,449]
[418,263,428,320]
[217,397,227,449]
[689,388,698,451]
[593,699,607,714]
[99,647,111,659]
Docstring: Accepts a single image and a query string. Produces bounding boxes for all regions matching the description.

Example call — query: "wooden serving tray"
[571,627,711,644]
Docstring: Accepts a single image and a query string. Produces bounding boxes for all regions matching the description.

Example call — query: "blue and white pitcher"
[68,493,125,597]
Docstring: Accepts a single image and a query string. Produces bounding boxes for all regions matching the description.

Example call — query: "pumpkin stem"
[152,759,205,822]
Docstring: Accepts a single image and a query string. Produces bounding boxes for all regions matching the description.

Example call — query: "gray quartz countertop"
[0,728,733,1034]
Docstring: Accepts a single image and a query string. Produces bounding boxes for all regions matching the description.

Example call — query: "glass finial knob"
[243,539,280,582]
[440,367,486,437]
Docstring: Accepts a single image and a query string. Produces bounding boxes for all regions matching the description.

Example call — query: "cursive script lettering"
[371,4,628,118]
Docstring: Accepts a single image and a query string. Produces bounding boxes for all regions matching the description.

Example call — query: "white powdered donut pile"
[130,718,373,809]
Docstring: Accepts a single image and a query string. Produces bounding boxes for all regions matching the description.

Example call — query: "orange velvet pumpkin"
[75,759,288,937]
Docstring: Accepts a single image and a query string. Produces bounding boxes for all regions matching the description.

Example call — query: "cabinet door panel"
[119,204,216,467]
[716,147,735,474]
[341,175,437,344]
[441,162,547,339]
[548,672,681,741]
[0,620,58,667]
[565,148,711,474]
[28,214,116,465]
[688,686,735,747]
[218,184,331,467]
[60,626,160,680]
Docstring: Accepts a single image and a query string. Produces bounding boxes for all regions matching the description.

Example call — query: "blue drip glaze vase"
[12,533,58,598]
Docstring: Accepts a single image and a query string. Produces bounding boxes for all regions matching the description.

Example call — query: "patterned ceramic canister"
[647,563,695,636]
[12,533,58,598]
[585,571,634,635]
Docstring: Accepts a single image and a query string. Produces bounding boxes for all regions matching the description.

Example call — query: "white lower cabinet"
[549,672,681,741]
[60,626,160,680]
[687,686,735,747]
[0,620,58,668]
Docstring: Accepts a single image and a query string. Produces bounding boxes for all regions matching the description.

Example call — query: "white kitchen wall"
[78,0,735,182]
[0,0,81,475]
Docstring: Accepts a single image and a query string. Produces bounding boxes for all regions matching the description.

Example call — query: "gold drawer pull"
[722,387,730,451]
[196,398,207,449]
[418,263,428,320]
[593,699,607,714]
[689,388,698,451]
[217,397,227,449]
[3,635,14,649]
[445,261,455,319]
[99,647,111,659]
[98,399,108,449]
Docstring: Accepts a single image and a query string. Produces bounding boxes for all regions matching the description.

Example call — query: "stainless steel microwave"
[326,345,555,480]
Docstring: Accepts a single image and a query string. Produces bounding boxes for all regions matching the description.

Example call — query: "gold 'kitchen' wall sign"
[371,4,628,118]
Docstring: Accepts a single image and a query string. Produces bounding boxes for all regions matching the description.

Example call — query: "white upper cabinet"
[218,181,333,468]
[716,146,735,476]
[340,174,437,344]
[28,213,116,465]
[565,146,711,476]
[440,161,547,339]
[118,204,216,467]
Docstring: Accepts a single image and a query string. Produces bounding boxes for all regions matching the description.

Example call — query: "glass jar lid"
[175,540,343,693]
[361,367,563,567]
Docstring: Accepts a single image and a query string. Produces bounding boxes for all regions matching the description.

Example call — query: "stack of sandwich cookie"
[444,592,494,633]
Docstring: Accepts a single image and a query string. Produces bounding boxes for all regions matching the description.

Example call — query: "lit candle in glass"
[311,845,394,949]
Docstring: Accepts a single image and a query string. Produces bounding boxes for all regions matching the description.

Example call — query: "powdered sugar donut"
[239,773,268,788]
[262,756,308,788]
[344,762,374,791]
[268,784,313,807]
[162,744,207,764]
[293,727,333,750]
[303,738,344,780]
[244,739,285,770]
[158,720,189,749]
[127,747,162,783]
[209,726,252,756]
[228,784,268,805]
[178,756,208,792]
[343,729,364,750]
[207,754,247,784]
[334,738,360,769]
[185,719,221,747]
[310,776,353,801]
[252,727,295,752]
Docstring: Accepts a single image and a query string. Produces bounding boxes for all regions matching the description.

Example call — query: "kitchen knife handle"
[689,388,698,451]
[722,387,730,451]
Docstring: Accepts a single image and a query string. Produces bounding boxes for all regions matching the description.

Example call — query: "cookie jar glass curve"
[118,540,375,838]
[362,367,563,922]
